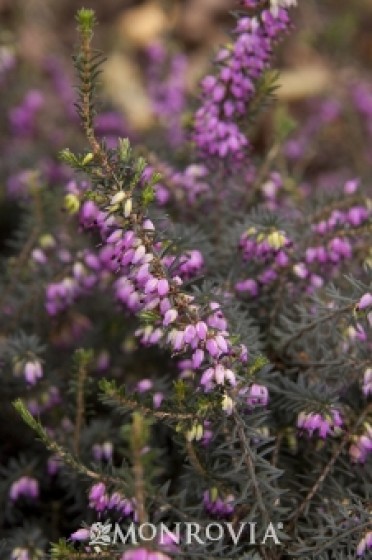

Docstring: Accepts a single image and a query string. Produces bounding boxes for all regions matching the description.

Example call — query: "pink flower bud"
[70,528,90,541]
[24,361,43,385]
[144,278,158,294]
[153,392,164,408]
[89,482,106,502]
[158,278,170,296]
[102,441,113,460]
[137,379,153,392]
[184,325,196,343]
[214,364,225,384]
[215,334,228,353]
[200,367,215,387]
[132,245,146,264]
[192,349,204,368]
[195,321,208,340]
[206,338,219,357]
[357,293,372,310]
[106,229,123,244]
[163,309,178,326]
[224,369,236,386]
[160,298,171,314]
[173,330,185,351]
[143,219,155,231]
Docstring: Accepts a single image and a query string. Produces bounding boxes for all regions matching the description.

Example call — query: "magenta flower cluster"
[236,180,371,297]
[297,409,343,439]
[75,199,250,395]
[203,489,235,518]
[88,482,135,518]
[143,163,210,206]
[349,423,372,464]
[193,2,290,160]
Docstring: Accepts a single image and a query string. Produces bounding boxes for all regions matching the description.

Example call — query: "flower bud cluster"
[76,197,251,397]
[92,441,113,462]
[236,182,370,297]
[193,2,292,161]
[88,482,135,518]
[143,164,210,206]
[297,409,343,439]
[349,423,372,464]
[203,488,235,518]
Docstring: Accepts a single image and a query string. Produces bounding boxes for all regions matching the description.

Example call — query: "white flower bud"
[124,198,133,218]
[110,191,126,205]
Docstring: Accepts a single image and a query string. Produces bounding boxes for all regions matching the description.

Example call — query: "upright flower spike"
[192,1,293,162]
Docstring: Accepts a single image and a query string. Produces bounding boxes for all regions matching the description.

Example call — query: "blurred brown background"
[1,0,371,133]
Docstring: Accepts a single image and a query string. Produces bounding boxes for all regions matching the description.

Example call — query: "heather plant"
[0,2,371,560]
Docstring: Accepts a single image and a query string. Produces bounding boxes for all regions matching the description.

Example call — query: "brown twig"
[103,389,198,421]
[233,411,274,560]
[73,356,89,456]
[131,413,148,526]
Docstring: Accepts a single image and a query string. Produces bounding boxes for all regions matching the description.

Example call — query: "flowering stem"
[76,11,121,187]
[101,386,198,420]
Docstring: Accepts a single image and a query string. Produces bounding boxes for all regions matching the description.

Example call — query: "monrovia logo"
[87,520,283,551]
[89,522,112,552]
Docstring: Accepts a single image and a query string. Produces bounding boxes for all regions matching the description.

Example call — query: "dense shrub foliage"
[0,1,371,559]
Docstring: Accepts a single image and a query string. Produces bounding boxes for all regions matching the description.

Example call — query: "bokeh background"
[1,0,372,252]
